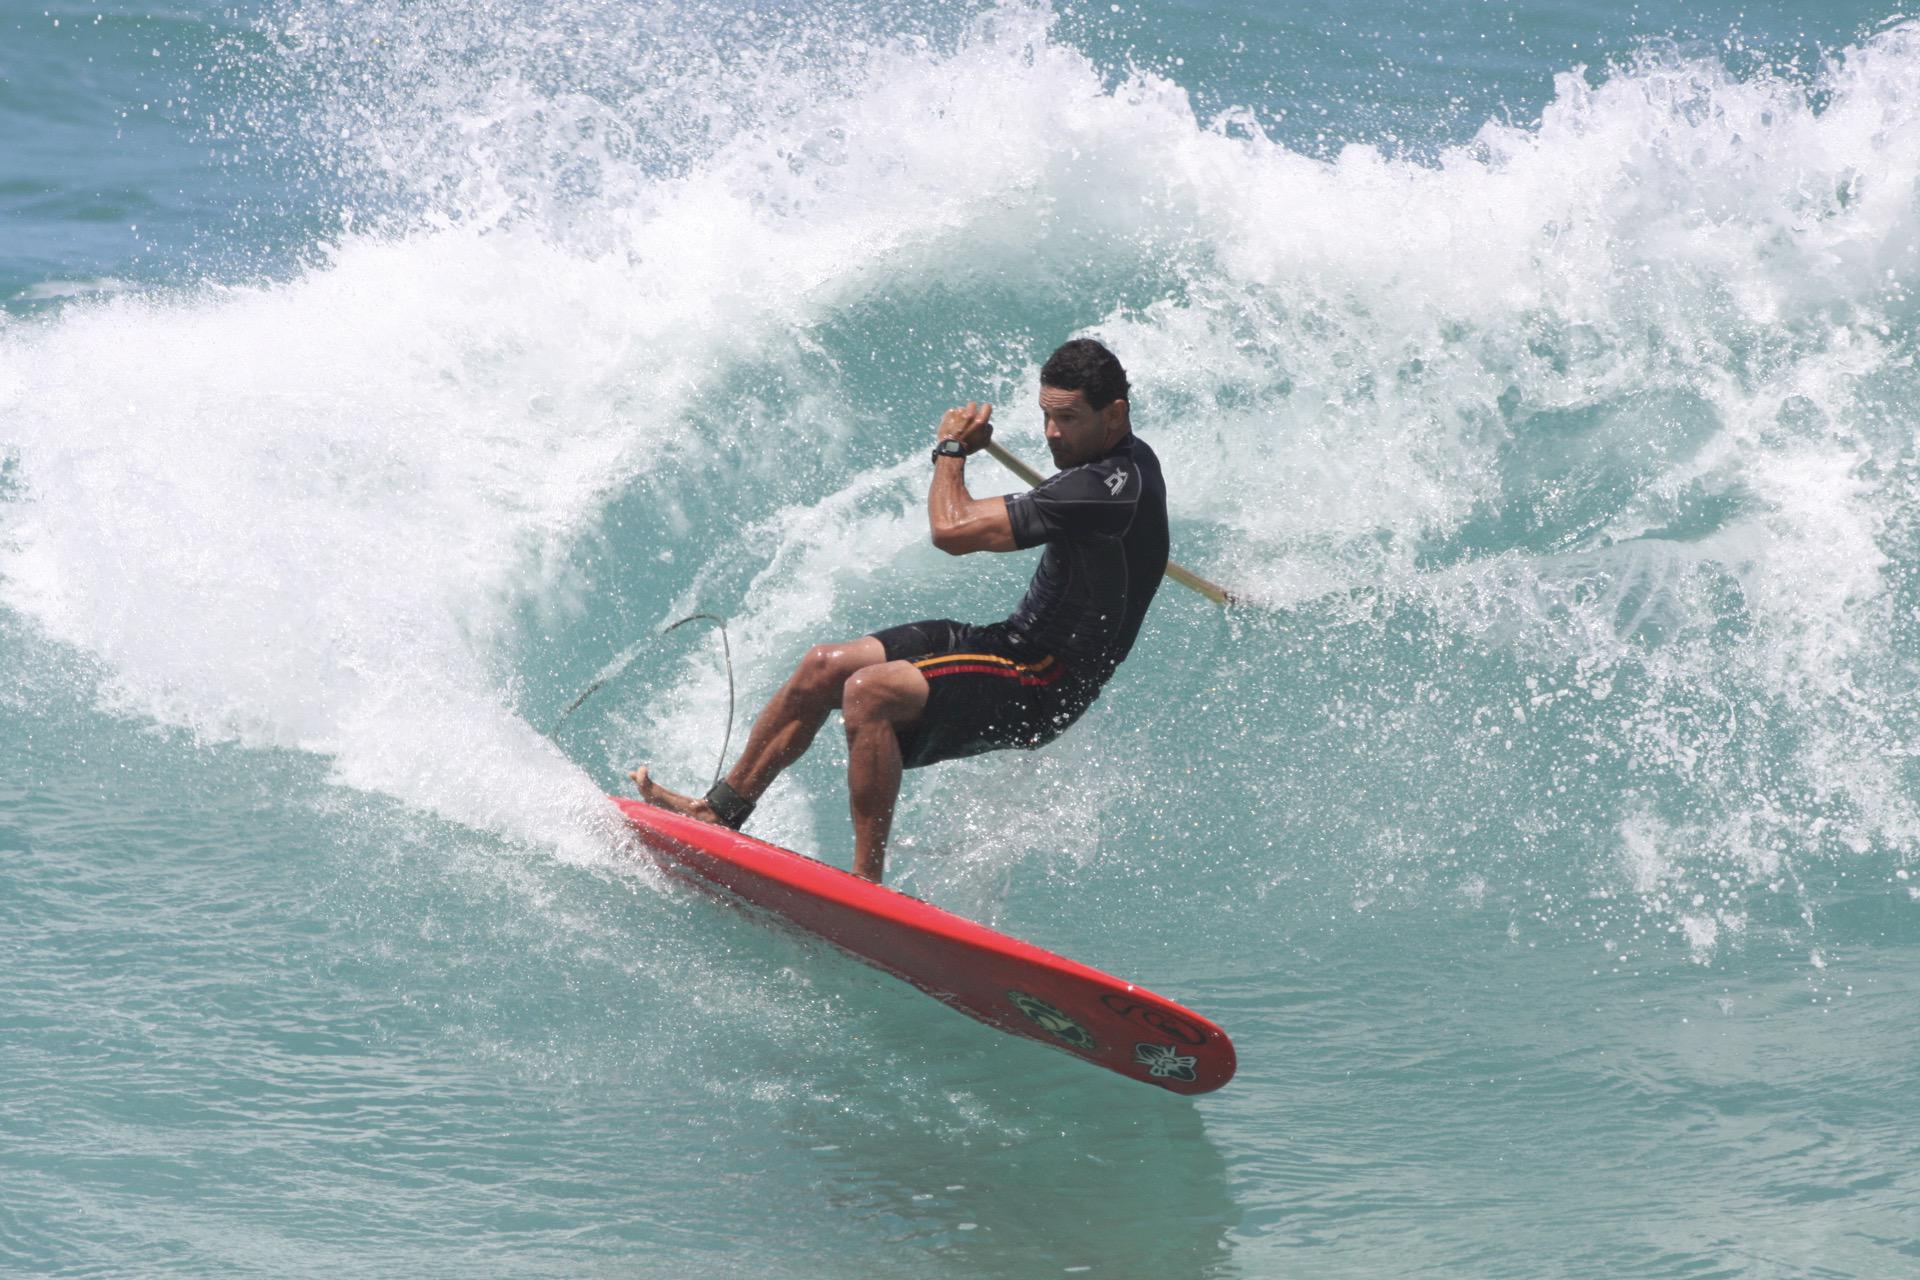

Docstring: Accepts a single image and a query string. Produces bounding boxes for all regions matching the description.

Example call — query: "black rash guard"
[1001,433,1169,684]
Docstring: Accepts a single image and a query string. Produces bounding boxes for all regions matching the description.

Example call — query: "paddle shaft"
[981,441,1235,606]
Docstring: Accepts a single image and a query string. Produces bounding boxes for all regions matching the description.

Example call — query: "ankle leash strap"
[704,779,755,830]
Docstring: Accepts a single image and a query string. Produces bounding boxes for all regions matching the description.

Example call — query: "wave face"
[3,3,1918,1277]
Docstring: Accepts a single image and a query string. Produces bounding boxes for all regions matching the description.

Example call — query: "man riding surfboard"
[633,339,1170,883]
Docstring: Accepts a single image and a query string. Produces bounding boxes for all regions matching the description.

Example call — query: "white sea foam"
[3,4,1918,923]
[14,278,135,303]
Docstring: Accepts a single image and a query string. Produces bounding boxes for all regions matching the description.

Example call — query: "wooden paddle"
[982,440,1236,606]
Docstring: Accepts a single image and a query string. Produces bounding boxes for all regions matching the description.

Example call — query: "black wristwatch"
[931,438,968,462]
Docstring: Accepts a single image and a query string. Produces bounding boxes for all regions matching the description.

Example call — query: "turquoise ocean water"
[5,1,1920,1274]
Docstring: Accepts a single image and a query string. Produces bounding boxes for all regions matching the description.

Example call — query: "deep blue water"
[4,2,1919,1276]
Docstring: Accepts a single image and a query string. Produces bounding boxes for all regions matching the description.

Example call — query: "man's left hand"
[936,401,994,455]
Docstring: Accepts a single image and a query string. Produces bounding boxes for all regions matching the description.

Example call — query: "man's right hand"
[937,401,994,455]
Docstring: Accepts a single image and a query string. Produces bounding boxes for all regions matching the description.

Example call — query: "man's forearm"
[927,456,1017,554]
[928,455,973,535]
[925,401,1017,554]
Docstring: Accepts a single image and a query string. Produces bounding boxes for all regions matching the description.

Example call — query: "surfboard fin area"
[613,798,1237,1095]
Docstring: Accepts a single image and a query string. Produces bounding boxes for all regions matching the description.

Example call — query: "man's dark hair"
[1040,338,1130,410]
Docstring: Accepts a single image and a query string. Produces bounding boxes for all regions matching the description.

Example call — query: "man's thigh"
[869,618,979,665]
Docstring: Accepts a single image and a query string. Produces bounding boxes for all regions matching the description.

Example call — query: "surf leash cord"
[549,612,736,790]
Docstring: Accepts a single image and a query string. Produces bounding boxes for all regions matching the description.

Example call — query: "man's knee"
[793,639,881,701]
[842,663,925,728]
[793,644,841,697]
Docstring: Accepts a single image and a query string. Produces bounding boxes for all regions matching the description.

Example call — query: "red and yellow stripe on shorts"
[911,651,1068,687]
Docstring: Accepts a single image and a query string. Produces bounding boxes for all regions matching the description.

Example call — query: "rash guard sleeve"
[1005,457,1139,550]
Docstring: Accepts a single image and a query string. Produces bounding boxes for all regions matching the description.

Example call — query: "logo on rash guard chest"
[1105,467,1128,496]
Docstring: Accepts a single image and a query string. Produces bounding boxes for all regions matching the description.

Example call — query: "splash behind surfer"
[634,338,1169,882]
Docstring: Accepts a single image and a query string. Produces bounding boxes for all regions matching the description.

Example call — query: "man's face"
[1039,385,1125,469]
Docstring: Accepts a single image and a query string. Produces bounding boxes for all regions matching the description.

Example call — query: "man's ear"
[1103,398,1129,440]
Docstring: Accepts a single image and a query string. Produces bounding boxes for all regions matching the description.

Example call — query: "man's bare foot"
[629,767,722,824]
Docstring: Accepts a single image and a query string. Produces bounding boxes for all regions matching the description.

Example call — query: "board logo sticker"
[1134,1043,1199,1082]
[1100,993,1207,1046]
[1007,990,1096,1050]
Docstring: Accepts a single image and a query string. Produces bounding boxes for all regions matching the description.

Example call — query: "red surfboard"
[614,798,1235,1093]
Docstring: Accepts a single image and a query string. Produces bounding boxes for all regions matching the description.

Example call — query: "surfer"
[633,338,1169,882]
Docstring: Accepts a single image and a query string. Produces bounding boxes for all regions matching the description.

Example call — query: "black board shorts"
[871,619,1101,771]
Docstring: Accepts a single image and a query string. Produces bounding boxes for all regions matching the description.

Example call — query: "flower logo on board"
[1133,1042,1198,1082]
